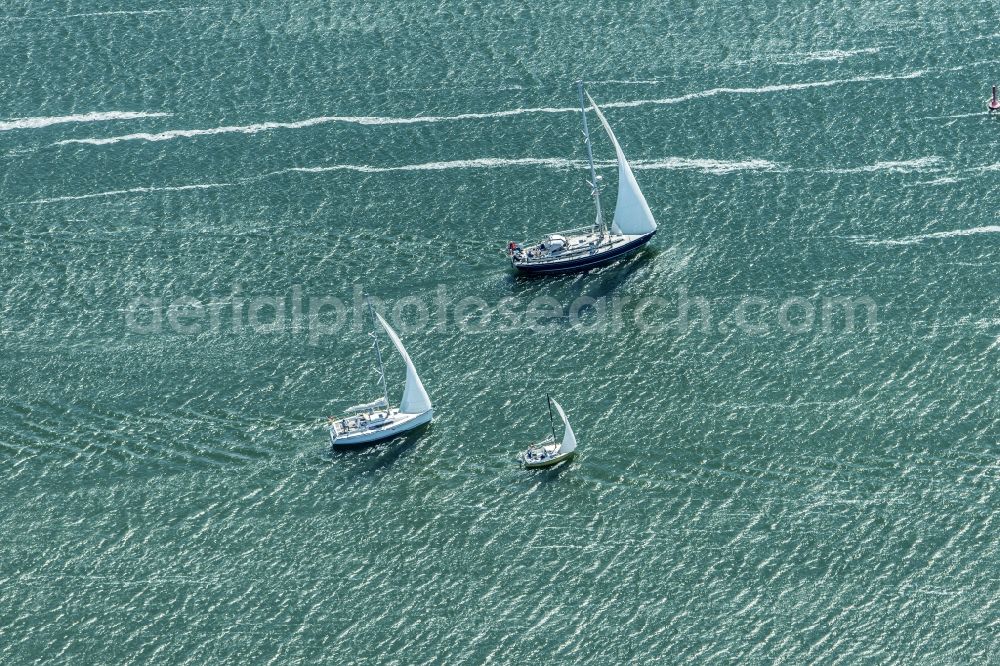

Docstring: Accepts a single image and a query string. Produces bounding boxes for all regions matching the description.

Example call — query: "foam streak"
[14,183,230,206]
[3,7,215,21]
[820,157,946,174]
[272,156,779,176]
[55,71,925,147]
[0,111,171,132]
[855,226,1000,246]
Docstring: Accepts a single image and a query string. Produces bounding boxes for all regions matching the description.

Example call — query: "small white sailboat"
[507,81,657,275]
[329,297,433,448]
[520,396,577,469]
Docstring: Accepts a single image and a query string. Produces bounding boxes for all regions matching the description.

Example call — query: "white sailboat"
[329,297,433,448]
[507,81,657,275]
[520,396,577,469]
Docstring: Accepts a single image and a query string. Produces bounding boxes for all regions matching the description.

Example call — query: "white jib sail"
[585,91,657,236]
[374,312,432,414]
[549,397,576,454]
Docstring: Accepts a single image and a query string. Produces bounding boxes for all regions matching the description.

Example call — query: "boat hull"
[512,231,655,275]
[523,450,575,469]
[330,409,433,448]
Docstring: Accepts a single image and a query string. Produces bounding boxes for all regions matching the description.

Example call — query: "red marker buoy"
[989,85,1000,113]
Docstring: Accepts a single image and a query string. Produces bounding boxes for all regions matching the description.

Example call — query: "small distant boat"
[989,85,1000,113]
[507,80,657,275]
[329,296,433,448]
[520,395,577,469]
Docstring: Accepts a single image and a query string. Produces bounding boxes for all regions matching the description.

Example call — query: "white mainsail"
[374,312,432,415]
[549,397,576,454]
[585,91,657,236]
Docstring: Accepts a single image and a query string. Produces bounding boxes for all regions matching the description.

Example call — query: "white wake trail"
[775,48,882,65]
[3,7,215,21]
[277,157,579,175]
[14,183,231,206]
[631,158,781,174]
[597,70,925,110]
[55,70,926,147]
[920,112,984,121]
[818,157,946,174]
[588,79,663,85]
[0,111,171,132]
[54,108,579,146]
[272,156,780,176]
[62,7,215,18]
[853,226,1000,246]
[3,156,784,205]
[906,176,962,187]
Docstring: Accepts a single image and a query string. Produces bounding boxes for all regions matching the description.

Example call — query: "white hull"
[330,409,433,448]
[521,438,575,469]
[523,449,575,469]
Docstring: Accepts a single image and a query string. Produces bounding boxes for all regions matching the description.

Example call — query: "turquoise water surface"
[1,1,999,662]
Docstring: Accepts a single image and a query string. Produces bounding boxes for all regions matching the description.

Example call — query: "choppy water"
[2,1,999,662]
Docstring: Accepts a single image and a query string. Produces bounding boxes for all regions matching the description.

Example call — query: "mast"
[547,394,557,444]
[366,294,390,408]
[576,80,607,239]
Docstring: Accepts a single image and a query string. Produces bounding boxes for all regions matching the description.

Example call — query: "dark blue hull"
[512,231,655,275]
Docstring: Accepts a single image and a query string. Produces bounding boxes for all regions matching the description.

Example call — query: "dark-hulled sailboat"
[507,81,657,275]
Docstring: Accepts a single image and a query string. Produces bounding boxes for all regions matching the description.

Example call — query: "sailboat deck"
[330,408,434,447]
[333,408,400,435]
[511,231,641,266]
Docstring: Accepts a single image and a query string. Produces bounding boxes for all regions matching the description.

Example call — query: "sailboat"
[329,297,433,448]
[520,396,577,469]
[506,80,657,275]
